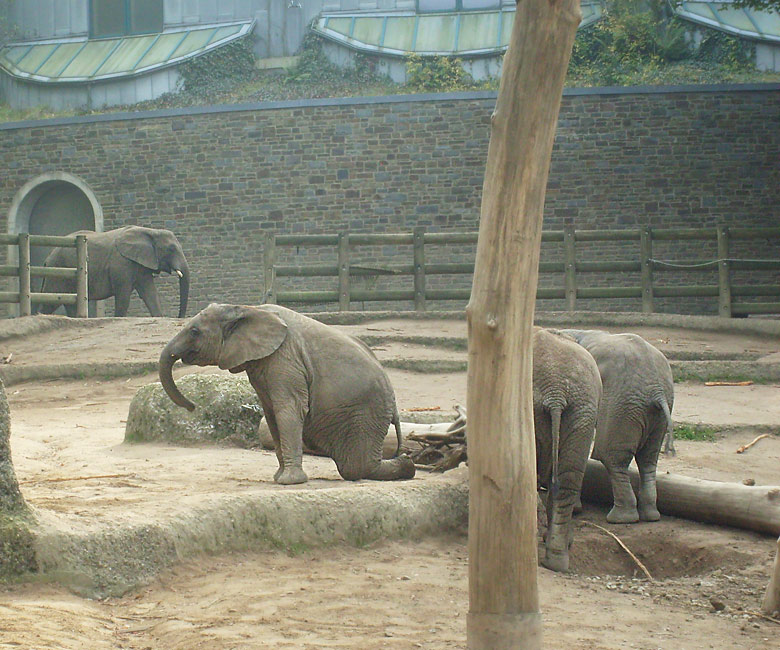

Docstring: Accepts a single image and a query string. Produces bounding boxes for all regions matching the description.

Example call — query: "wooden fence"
[0,233,88,317]
[263,226,780,316]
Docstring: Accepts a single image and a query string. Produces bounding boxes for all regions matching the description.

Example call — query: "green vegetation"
[568,0,762,86]
[1,0,779,123]
[673,424,717,442]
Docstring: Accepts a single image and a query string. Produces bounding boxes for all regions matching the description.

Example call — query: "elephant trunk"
[159,340,195,411]
[176,258,190,319]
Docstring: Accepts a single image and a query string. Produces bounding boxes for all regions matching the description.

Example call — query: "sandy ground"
[0,314,779,649]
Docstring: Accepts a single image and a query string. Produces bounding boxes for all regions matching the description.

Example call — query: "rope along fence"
[262,226,780,316]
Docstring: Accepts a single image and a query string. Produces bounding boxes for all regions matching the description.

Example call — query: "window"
[417,0,500,11]
[90,0,163,38]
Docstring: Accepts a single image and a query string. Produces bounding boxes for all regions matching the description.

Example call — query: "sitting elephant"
[159,303,415,485]
[39,226,190,318]
[559,329,674,524]
[533,327,602,572]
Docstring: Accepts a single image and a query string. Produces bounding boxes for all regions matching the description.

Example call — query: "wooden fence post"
[563,224,576,311]
[717,225,731,318]
[414,227,426,312]
[263,233,277,304]
[640,227,654,313]
[17,233,31,317]
[338,231,350,311]
[75,234,89,318]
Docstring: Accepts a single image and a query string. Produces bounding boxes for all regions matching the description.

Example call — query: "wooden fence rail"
[0,234,88,317]
[262,226,780,316]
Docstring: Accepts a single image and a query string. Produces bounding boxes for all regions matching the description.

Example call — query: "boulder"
[125,373,263,448]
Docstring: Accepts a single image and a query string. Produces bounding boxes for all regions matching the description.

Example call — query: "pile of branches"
[406,405,468,472]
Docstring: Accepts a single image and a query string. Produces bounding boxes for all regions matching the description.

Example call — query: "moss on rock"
[0,514,37,579]
[125,373,263,447]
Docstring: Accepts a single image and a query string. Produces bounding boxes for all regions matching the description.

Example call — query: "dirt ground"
[0,314,779,649]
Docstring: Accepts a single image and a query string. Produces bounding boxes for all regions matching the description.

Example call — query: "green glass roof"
[675,2,780,43]
[0,20,254,83]
[312,4,605,57]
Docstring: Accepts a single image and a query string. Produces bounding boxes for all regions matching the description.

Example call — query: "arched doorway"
[7,173,104,314]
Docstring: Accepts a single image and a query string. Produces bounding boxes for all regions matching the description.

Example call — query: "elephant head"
[117,226,190,318]
[159,304,288,411]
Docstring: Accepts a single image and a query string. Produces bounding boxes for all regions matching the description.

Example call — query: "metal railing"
[262,226,780,316]
[0,233,88,317]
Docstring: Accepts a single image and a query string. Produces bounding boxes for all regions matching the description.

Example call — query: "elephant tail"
[655,394,675,456]
[392,407,403,457]
[550,405,563,499]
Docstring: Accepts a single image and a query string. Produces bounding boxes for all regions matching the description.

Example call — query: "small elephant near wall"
[560,329,675,524]
[159,303,416,485]
[39,226,190,318]
[533,327,602,572]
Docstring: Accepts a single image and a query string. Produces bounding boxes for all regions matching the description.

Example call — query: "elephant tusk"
[175,269,183,278]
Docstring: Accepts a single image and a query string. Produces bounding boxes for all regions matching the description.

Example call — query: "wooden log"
[465,0,580,647]
[762,536,780,615]
[581,459,780,536]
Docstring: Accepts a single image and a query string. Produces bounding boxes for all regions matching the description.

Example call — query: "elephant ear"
[116,228,159,271]
[217,305,288,371]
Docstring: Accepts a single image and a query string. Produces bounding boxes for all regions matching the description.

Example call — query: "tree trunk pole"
[761,536,780,615]
[466,1,580,648]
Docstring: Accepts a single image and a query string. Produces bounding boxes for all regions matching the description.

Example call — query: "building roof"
[311,4,605,58]
[674,2,780,43]
[0,20,254,84]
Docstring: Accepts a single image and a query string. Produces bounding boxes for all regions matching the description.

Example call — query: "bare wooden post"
[563,224,576,311]
[466,1,581,648]
[75,234,89,318]
[640,227,654,313]
[17,233,31,317]
[263,233,276,304]
[338,231,350,311]
[763,536,780,615]
[717,225,731,318]
[413,226,427,312]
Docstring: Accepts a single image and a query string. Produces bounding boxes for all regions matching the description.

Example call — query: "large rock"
[125,373,264,447]
[0,378,25,513]
[0,377,36,580]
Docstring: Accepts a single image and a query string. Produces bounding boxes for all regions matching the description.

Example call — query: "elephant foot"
[364,455,416,481]
[638,503,661,522]
[606,505,640,524]
[275,466,308,485]
[541,549,569,573]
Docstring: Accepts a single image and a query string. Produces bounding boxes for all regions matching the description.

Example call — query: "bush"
[404,54,473,92]
[567,0,754,86]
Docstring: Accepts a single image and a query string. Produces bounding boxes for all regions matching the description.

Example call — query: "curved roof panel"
[312,4,605,58]
[675,2,780,43]
[0,20,254,84]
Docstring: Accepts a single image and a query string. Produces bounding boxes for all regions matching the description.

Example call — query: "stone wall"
[1,84,778,317]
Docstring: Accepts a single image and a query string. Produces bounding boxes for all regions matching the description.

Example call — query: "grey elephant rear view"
[158,303,415,485]
[560,329,674,524]
[39,226,189,318]
[533,327,602,572]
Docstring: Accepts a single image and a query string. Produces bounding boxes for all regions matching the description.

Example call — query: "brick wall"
[1,85,778,317]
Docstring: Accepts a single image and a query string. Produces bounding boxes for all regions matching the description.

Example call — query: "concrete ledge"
[29,478,468,598]
[0,361,158,387]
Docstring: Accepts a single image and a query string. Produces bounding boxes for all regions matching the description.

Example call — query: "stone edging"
[29,479,468,598]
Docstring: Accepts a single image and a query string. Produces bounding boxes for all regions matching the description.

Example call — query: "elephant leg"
[602,451,639,524]
[113,283,132,317]
[271,407,308,485]
[135,273,163,317]
[541,483,580,572]
[330,426,415,481]
[635,428,664,522]
[261,411,286,481]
